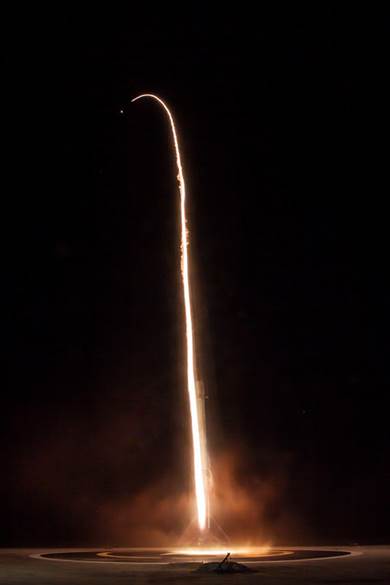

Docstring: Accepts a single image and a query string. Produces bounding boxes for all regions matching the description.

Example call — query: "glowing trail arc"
[132,94,207,531]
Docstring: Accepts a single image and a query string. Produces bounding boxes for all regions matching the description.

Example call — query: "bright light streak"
[132,94,207,531]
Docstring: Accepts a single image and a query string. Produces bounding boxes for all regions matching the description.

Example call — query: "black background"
[2,8,389,546]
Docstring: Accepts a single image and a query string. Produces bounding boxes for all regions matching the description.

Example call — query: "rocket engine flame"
[132,94,207,531]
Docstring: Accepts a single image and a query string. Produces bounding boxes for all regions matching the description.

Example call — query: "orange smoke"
[94,447,290,546]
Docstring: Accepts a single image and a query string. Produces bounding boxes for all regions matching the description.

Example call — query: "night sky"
[2,9,389,547]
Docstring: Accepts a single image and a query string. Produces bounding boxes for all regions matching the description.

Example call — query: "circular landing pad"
[33,548,352,566]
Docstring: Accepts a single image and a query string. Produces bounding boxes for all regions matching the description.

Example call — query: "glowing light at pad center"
[132,94,207,531]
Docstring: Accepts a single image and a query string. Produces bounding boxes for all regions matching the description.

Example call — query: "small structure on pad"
[196,552,256,574]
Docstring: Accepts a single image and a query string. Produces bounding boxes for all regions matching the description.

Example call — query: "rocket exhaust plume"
[132,94,208,531]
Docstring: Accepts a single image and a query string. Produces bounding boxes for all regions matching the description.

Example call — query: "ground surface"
[1,546,389,584]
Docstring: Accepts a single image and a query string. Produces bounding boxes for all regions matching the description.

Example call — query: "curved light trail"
[132,94,207,531]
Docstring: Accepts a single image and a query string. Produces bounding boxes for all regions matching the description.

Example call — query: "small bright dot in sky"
[120,109,124,114]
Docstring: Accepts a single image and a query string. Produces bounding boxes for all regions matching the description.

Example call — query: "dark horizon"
[2,9,389,547]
